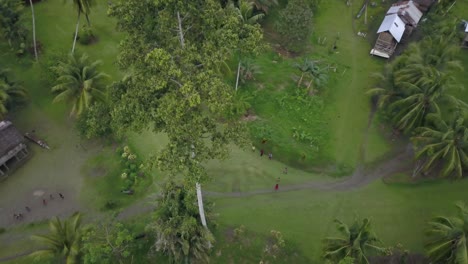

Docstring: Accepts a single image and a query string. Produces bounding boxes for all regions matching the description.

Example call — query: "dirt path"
[204,143,413,198]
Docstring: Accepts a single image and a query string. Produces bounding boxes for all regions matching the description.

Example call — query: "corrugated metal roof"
[387,1,423,26]
[377,14,406,42]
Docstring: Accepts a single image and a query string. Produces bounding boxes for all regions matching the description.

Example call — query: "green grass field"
[1,0,468,263]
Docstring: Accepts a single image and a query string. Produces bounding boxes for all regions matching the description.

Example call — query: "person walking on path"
[42,199,47,206]
[49,194,54,200]
[275,177,280,191]
[59,193,64,199]
[268,153,273,160]
[260,149,264,157]
[283,167,288,174]
[25,206,31,212]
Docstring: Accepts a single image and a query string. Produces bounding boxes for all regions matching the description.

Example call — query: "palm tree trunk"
[71,10,81,54]
[196,182,207,227]
[29,0,38,61]
[235,61,241,92]
[85,14,91,27]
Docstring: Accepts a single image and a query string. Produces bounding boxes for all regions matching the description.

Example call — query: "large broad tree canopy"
[108,0,263,183]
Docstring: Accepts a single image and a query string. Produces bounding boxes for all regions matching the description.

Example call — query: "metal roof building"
[370,0,428,59]
[376,14,406,43]
[387,1,423,27]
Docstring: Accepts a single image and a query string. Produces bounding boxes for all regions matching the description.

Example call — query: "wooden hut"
[370,14,406,58]
[0,121,28,179]
[370,0,426,59]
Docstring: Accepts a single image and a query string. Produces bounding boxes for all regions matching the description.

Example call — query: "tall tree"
[69,0,95,54]
[29,0,38,61]
[31,212,83,264]
[81,220,136,264]
[108,0,262,184]
[275,0,313,52]
[412,112,468,179]
[147,180,215,263]
[51,53,108,116]
[109,1,261,260]
[323,218,386,264]
[426,202,468,264]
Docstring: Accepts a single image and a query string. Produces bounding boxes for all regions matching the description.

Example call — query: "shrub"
[276,0,313,52]
[0,227,6,234]
[39,49,68,85]
[102,200,119,210]
[76,102,113,139]
[79,25,95,45]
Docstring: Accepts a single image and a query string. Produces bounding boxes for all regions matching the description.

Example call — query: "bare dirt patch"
[89,166,108,178]
[242,114,258,122]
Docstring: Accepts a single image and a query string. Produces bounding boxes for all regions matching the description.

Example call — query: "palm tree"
[70,0,95,54]
[230,0,264,91]
[426,202,468,264]
[51,53,108,116]
[0,68,27,117]
[148,181,215,263]
[411,112,468,179]
[394,37,462,86]
[232,0,265,25]
[31,212,83,264]
[249,0,278,14]
[323,218,386,264]
[28,0,38,61]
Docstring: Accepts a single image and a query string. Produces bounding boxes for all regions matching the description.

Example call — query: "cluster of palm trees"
[369,34,467,178]
[324,202,468,264]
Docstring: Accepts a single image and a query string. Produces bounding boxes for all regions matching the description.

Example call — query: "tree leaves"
[50,53,108,116]
[109,0,262,183]
[426,202,468,264]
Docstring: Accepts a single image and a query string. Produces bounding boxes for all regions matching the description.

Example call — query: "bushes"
[79,25,96,45]
[76,102,113,139]
[0,0,28,53]
[276,0,313,52]
[119,146,145,191]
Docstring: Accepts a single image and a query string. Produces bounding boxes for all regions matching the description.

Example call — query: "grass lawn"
[214,179,468,262]
[242,0,392,173]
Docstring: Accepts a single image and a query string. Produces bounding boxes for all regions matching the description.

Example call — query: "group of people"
[13,192,65,221]
[254,139,288,191]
